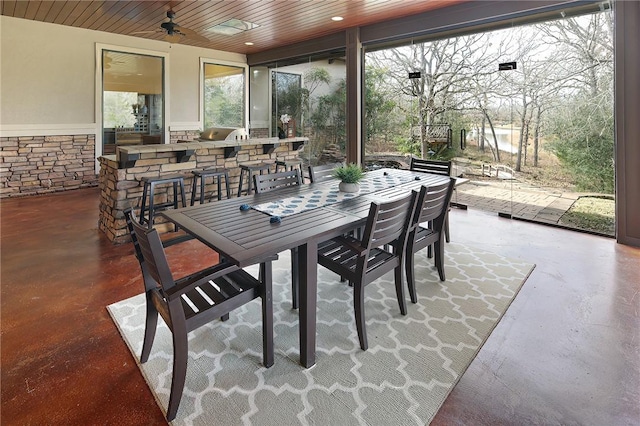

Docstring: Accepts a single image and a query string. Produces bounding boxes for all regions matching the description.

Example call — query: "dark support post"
[346,28,363,166]
[615,0,640,247]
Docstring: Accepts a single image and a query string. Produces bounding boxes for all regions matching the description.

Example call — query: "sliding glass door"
[363,7,614,236]
[249,53,347,170]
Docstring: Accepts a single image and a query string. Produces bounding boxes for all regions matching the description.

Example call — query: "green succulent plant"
[333,163,364,184]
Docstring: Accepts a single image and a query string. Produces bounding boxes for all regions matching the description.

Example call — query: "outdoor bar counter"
[98,136,307,243]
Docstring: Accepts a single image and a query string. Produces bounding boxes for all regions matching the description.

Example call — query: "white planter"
[339,182,360,193]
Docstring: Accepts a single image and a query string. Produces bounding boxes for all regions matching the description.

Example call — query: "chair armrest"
[165,252,277,299]
[165,262,240,300]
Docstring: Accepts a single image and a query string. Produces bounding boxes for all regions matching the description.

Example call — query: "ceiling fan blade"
[131,29,162,35]
[175,25,209,43]
[165,33,181,43]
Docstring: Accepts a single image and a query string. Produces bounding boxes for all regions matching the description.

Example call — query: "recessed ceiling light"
[245,42,254,46]
[331,16,344,21]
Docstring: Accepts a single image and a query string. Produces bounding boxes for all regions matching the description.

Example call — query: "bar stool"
[190,168,231,206]
[275,158,303,173]
[237,162,273,196]
[139,175,187,229]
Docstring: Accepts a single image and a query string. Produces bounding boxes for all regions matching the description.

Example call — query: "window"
[203,63,246,129]
[101,49,164,154]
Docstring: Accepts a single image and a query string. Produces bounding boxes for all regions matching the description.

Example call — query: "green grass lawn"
[559,196,615,235]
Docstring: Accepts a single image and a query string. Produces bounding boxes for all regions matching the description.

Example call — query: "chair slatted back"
[308,162,343,183]
[254,170,302,193]
[124,208,144,264]
[413,179,455,228]
[410,158,452,176]
[361,192,417,251]
[129,213,177,292]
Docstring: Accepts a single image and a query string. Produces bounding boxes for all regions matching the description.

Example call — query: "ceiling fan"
[133,10,208,43]
[103,55,118,69]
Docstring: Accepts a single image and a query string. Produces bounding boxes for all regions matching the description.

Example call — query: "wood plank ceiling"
[1,0,462,55]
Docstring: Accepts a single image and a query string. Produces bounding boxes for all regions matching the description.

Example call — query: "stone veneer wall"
[99,140,303,244]
[169,128,270,143]
[0,129,277,202]
[0,135,97,198]
[169,129,200,144]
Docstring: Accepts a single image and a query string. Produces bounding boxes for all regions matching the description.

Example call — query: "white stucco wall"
[0,15,246,134]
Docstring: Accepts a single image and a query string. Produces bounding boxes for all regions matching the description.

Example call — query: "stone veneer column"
[99,141,303,244]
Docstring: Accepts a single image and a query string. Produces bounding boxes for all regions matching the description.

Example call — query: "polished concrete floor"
[1,187,639,425]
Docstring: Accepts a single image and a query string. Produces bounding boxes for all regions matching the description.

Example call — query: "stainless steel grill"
[199,127,248,141]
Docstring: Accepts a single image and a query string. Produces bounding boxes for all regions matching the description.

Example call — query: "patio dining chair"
[254,169,303,308]
[409,157,453,243]
[405,179,455,303]
[308,162,361,243]
[124,209,275,421]
[253,169,302,193]
[317,191,418,350]
[308,162,343,183]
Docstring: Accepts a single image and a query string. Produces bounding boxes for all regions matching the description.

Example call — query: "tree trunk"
[480,116,486,151]
[533,105,542,167]
[523,121,530,165]
[482,109,500,162]
[419,96,427,158]
[516,95,528,172]
[483,134,496,160]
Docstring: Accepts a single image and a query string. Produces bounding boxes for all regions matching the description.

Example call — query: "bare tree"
[456,32,522,163]
[535,11,614,191]
[369,34,487,158]
[537,13,613,96]
[363,8,613,182]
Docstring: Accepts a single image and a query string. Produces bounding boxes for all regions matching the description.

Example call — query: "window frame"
[95,43,168,173]
[199,58,249,131]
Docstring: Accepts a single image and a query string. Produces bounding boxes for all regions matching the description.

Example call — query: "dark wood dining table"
[161,168,452,367]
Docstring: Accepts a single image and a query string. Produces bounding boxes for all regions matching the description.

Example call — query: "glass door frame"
[94,43,169,173]
[270,69,304,138]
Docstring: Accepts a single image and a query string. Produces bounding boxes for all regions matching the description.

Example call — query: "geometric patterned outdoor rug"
[107,243,535,425]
